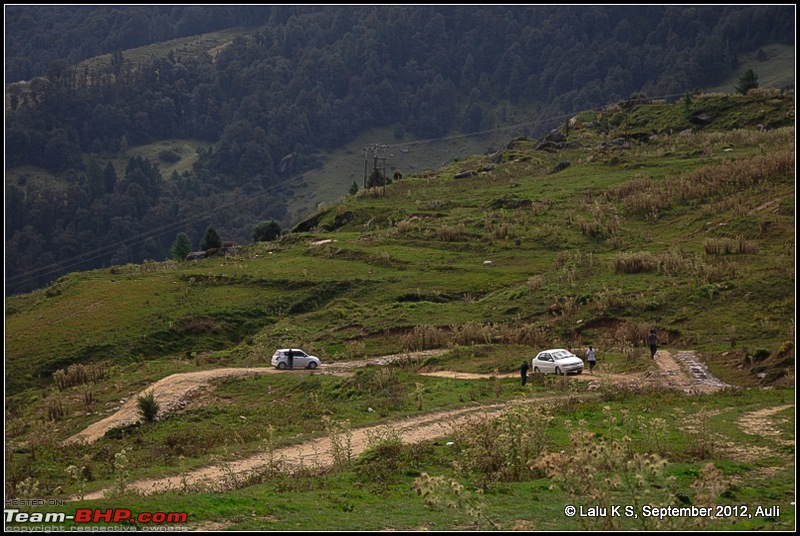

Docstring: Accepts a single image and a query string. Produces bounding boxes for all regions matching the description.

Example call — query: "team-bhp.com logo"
[5,508,188,529]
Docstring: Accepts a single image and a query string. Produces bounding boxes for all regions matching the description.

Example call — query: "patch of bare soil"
[737,404,795,447]
[79,393,595,501]
[655,350,733,394]
[68,348,744,501]
[63,368,279,446]
[63,351,450,446]
[719,404,795,465]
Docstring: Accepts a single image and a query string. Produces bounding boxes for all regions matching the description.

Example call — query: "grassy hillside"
[8,90,793,390]
[4,92,795,530]
[706,44,795,94]
[284,124,529,224]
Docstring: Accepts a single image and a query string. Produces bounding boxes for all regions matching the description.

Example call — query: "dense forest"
[4,5,795,294]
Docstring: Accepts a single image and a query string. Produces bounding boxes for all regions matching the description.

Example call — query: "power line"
[5,180,295,292]
[5,92,688,293]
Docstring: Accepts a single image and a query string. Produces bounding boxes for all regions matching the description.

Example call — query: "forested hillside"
[4,5,795,294]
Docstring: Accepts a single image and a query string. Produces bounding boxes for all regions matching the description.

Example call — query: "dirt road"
[64,350,449,446]
[70,348,734,500]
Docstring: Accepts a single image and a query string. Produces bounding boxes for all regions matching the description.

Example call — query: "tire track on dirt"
[737,404,795,446]
[77,391,596,500]
[63,368,278,446]
[63,351,450,446]
[69,348,732,500]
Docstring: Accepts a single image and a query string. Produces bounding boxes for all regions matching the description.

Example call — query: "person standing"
[648,330,658,359]
[586,346,597,374]
[520,360,529,386]
[287,348,294,369]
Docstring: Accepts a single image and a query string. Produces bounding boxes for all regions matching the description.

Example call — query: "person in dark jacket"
[648,330,658,359]
[287,349,294,369]
[520,360,530,386]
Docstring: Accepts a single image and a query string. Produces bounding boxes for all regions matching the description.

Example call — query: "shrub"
[53,362,109,391]
[401,324,449,351]
[703,236,759,255]
[137,391,160,423]
[349,368,407,408]
[413,473,499,529]
[45,395,65,422]
[252,220,282,242]
[533,408,688,530]
[451,404,554,486]
[752,348,770,362]
[434,223,469,242]
[355,426,406,485]
[613,252,658,273]
[451,321,493,346]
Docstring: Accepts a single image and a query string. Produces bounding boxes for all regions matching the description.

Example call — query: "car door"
[539,353,554,373]
[292,349,309,368]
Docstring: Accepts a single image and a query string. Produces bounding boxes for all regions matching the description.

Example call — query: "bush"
[614,252,658,273]
[451,404,554,485]
[752,348,770,362]
[137,391,160,423]
[252,220,282,242]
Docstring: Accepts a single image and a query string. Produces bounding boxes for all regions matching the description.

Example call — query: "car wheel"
[533,367,541,374]
[308,361,318,370]
[277,362,287,370]
[555,367,563,375]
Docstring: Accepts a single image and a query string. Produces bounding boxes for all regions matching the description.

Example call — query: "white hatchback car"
[531,349,584,375]
[271,349,321,370]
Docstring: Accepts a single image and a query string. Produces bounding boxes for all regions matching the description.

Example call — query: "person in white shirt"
[586,346,597,374]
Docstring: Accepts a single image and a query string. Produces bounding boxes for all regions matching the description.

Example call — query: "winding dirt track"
[70,349,739,500]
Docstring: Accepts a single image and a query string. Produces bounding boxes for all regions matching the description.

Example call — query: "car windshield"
[552,351,573,360]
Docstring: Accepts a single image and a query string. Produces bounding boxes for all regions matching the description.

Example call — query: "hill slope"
[7,91,794,392]
[5,6,796,295]
[4,93,795,530]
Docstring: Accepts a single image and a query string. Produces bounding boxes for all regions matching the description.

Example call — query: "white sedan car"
[531,349,584,375]
[271,349,321,370]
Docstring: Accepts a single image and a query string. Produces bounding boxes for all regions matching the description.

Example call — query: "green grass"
[121,139,213,179]
[9,107,794,384]
[5,93,795,531]
[706,44,795,94]
[9,385,794,531]
[76,28,245,73]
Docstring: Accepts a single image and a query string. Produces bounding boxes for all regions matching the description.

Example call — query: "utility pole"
[363,143,388,195]
[363,146,369,190]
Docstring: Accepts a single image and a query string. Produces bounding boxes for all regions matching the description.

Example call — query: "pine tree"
[734,69,759,95]
[169,232,192,260]
[200,225,222,251]
[367,167,385,188]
